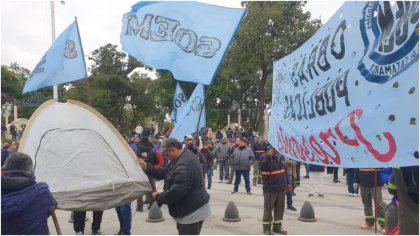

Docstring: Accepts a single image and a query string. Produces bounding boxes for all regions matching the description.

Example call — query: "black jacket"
[259,154,288,192]
[353,168,383,187]
[308,164,325,172]
[200,148,214,169]
[252,142,266,160]
[137,139,159,166]
[146,149,210,218]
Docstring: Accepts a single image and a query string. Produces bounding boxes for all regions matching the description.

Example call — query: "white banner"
[269,1,419,167]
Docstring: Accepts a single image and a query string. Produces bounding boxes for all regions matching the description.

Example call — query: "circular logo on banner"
[191,96,203,111]
[64,40,78,59]
[358,1,419,84]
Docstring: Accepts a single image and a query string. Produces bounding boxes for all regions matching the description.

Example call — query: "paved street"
[49,168,391,235]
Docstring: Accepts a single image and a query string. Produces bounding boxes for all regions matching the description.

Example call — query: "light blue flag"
[23,19,87,93]
[120,1,246,85]
[170,84,206,141]
[170,82,188,124]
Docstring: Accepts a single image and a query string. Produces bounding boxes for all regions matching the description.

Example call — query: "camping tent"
[18,99,151,211]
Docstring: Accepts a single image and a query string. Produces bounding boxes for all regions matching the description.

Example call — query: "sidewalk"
[48,169,391,235]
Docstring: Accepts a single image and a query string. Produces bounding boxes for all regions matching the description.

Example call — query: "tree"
[214,1,321,133]
[1,66,22,100]
[1,64,53,119]
[89,43,144,77]
[65,44,161,132]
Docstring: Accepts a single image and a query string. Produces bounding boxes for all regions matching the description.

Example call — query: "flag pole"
[374,170,378,234]
[50,1,58,101]
[194,85,208,148]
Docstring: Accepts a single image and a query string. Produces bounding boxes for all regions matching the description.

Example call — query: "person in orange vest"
[353,168,386,234]
[259,144,290,235]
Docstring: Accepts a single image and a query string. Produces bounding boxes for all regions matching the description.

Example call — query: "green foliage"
[1,64,52,119]
[207,1,321,132]
[64,44,175,133]
[1,66,23,100]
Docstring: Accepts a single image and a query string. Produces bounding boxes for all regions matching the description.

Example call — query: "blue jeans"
[115,203,131,234]
[207,167,213,189]
[218,160,229,180]
[346,170,358,194]
[286,175,293,207]
[304,163,309,176]
[234,169,251,192]
[296,162,301,182]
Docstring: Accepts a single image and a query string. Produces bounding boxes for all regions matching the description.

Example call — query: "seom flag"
[23,19,87,93]
[170,82,187,124]
[170,84,206,141]
[120,1,246,85]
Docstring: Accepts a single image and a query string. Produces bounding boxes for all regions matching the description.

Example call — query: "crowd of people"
[1,122,26,141]
[1,124,418,235]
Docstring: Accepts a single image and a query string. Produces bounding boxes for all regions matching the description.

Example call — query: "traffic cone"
[223,201,241,222]
[146,202,164,222]
[298,201,317,222]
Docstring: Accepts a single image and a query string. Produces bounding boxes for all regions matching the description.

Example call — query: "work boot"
[92,230,105,235]
[263,229,271,235]
[272,227,287,235]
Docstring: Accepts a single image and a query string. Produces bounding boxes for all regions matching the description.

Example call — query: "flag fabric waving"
[120,1,246,85]
[170,82,188,124]
[269,2,419,168]
[23,19,87,93]
[170,84,206,141]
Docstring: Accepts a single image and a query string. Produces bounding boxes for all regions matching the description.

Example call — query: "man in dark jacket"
[252,136,267,186]
[1,152,57,235]
[226,127,233,139]
[136,137,164,212]
[353,168,386,233]
[215,129,223,143]
[138,138,210,235]
[200,140,215,190]
[259,145,290,235]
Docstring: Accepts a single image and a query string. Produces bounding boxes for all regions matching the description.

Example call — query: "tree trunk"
[257,69,268,135]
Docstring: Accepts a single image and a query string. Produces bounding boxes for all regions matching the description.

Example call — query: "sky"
[1,0,344,73]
